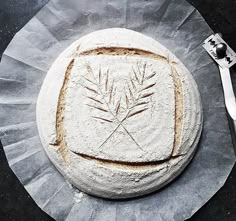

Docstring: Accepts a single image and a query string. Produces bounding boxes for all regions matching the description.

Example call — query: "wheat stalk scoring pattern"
[83,62,156,124]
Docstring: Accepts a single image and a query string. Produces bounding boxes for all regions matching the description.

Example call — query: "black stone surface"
[0,0,235,220]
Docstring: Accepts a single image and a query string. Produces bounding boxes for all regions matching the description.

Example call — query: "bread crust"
[36,28,202,199]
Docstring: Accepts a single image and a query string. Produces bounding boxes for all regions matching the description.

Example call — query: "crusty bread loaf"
[36,28,202,199]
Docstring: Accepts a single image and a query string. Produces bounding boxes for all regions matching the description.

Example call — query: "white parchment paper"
[0,0,235,220]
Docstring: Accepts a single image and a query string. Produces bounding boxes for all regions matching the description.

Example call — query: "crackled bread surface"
[36,28,203,199]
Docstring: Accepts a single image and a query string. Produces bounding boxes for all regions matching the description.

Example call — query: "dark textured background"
[0,0,235,220]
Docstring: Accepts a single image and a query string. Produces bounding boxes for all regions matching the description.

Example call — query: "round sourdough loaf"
[36,28,203,199]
